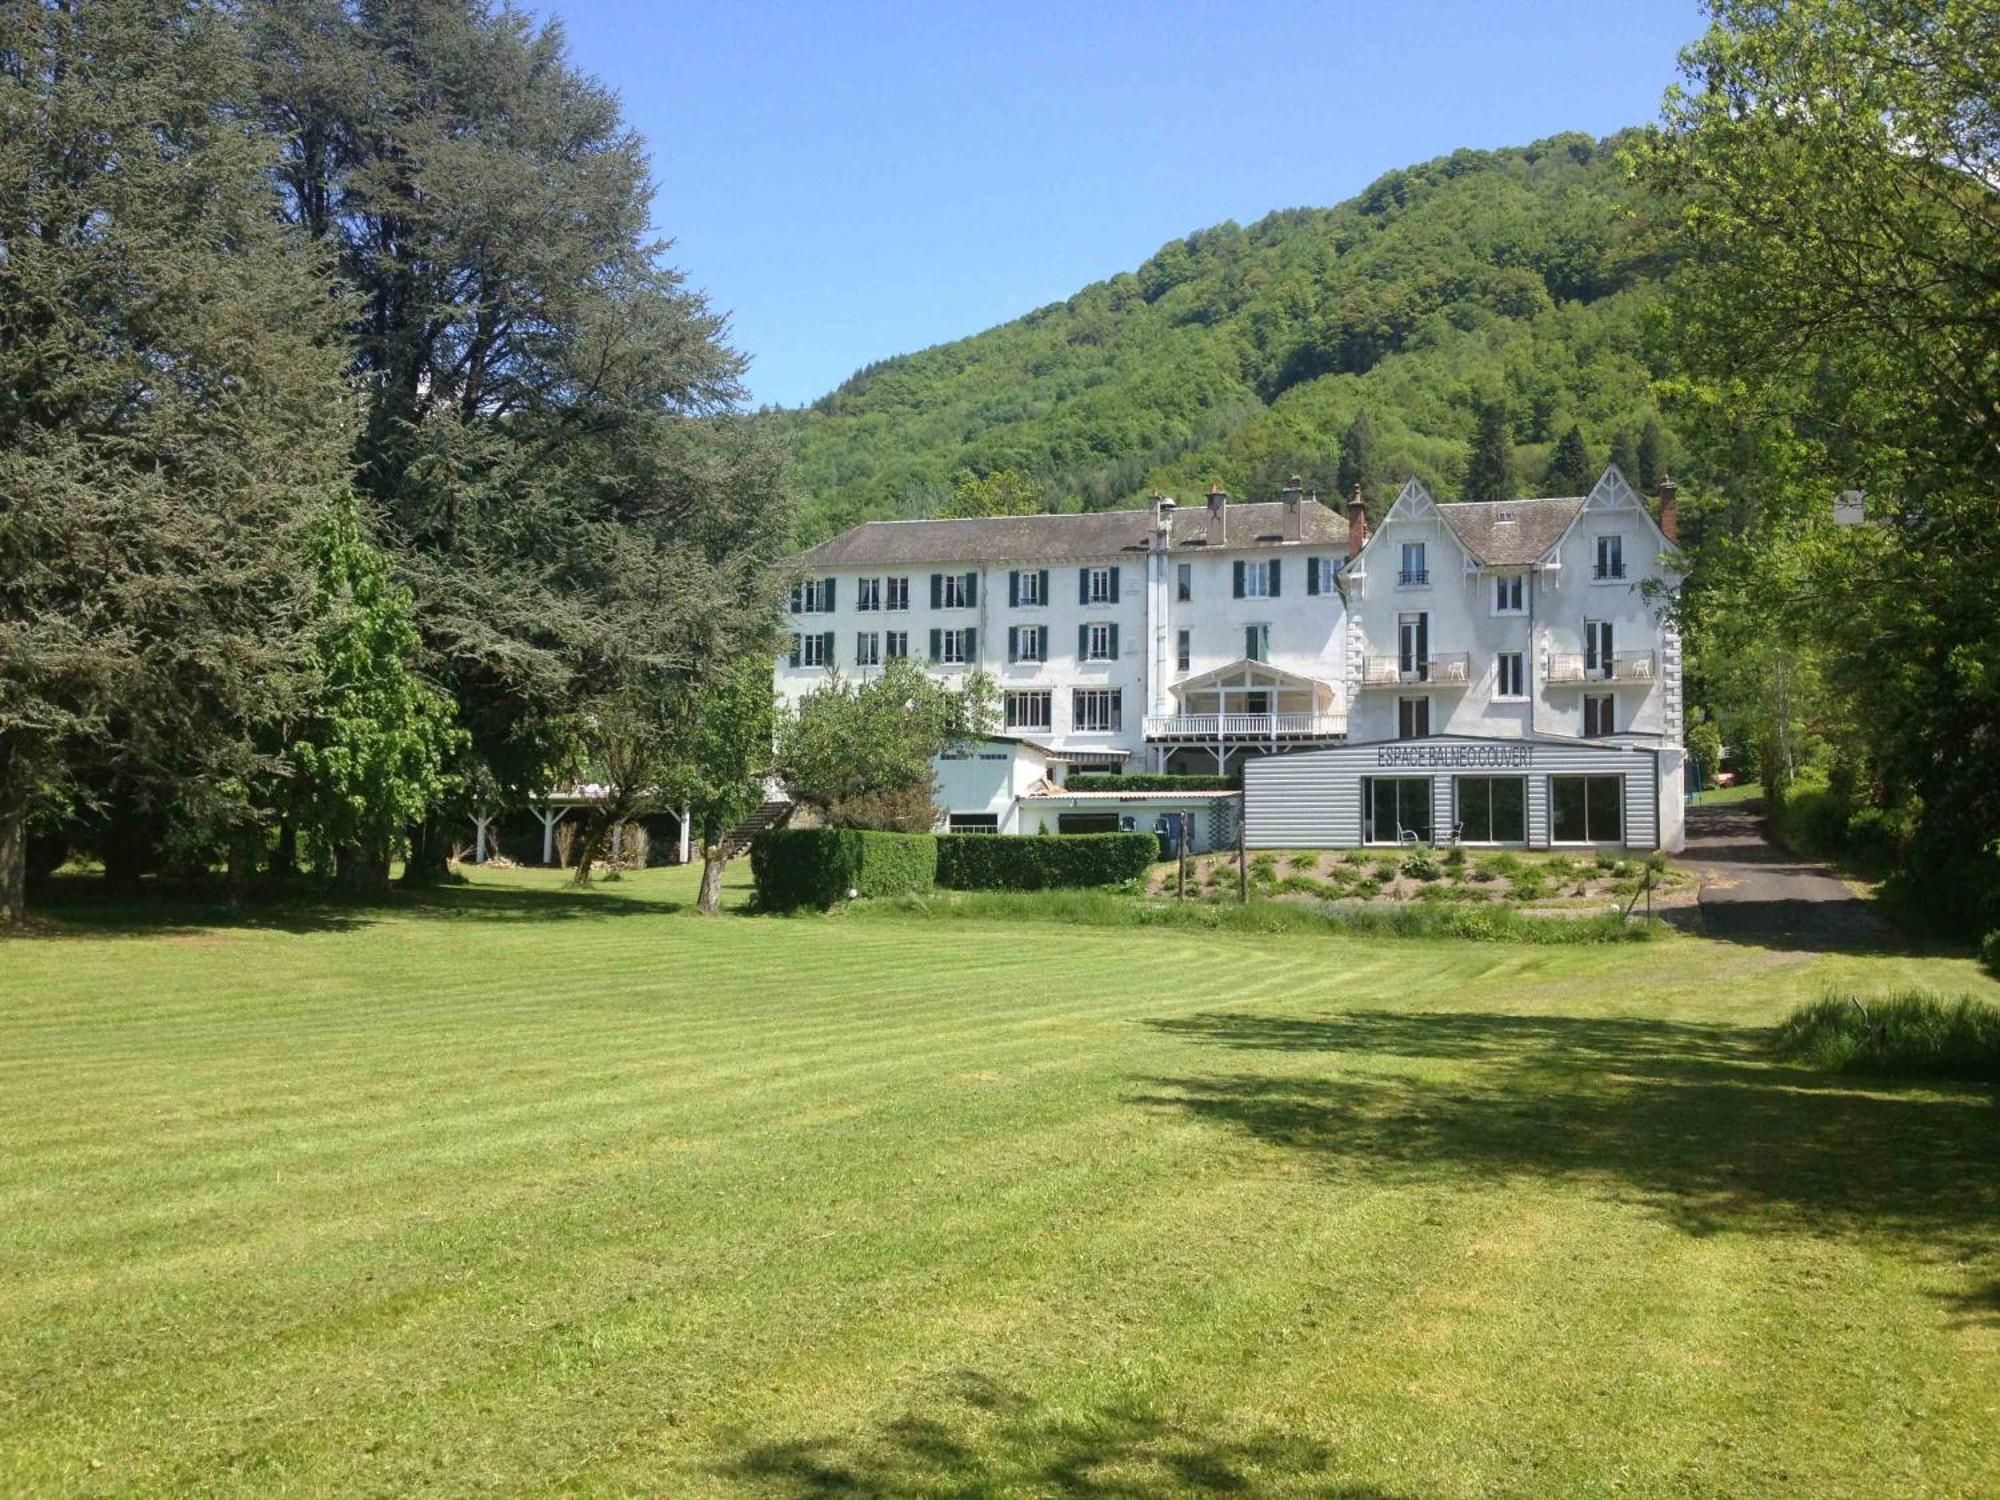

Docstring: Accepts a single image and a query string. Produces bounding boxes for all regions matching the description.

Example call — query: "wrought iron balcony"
[1398,568,1430,586]
[1546,650,1657,685]
[1360,652,1471,688]
[1143,712,1347,741]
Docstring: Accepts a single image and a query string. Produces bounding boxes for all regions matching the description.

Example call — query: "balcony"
[1145,711,1347,742]
[1360,652,1471,688]
[1547,650,1657,685]
[1398,568,1430,586]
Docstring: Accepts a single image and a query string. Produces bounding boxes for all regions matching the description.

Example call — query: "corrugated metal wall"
[1243,738,1664,850]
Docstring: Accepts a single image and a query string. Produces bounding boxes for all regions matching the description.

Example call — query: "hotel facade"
[778,466,1687,851]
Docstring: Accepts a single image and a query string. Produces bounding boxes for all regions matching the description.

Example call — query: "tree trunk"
[225,827,254,908]
[400,813,454,887]
[570,810,610,886]
[269,820,298,886]
[697,848,726,915]
[0,804,25,927]
[334,840,391,894]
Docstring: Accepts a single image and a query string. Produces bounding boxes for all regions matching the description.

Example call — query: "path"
[1678,798,1889,950]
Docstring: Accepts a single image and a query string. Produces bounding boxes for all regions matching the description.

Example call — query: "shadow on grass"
[17,872,684,938]
[1137,1010,2000,1259]
[719,1369,1396,1498]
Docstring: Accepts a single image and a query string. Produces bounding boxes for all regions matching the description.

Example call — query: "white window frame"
[1072,689,1122,734]
[1004,690,1051,731]
[799,633,828,668]
[854,631,880,668]
[884,577,909,611]
[1084,566,1114,605]
[1399,542,1428,587]
[1245,623,1270,662]
[1397,696,1430,740]
[795,578,832,615]
[1241,560,1274,599]
[1593,534,1626,582]
[856,577,881,612]
[1015,626,1046,663]
[939,628,970,665]
[1493,574,1525,614]
[884,630,908,660]
[1495,651,1526,700]
[1017,569,1045,607]
[1176,629,1190,673]
[1584,693,1615,737]
[1083,622,1115,662]
[941,573,971,609]
[1176,563,1192,602]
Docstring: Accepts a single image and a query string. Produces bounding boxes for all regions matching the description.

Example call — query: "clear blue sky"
[537,1,1706,409]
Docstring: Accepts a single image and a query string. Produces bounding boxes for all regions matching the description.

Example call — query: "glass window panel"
[1491,777,1526,842]
[1553,776,1589,842]
[1587,776,1623,842]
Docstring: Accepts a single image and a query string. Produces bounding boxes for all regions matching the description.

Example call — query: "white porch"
[1145,659,1346,773]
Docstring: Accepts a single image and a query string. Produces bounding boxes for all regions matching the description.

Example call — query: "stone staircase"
[714,794,794,862]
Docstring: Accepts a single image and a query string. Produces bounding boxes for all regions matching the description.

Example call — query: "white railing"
[1144,712,1347,740]
[1547,651,1657,685]
[1360,652,1471,687]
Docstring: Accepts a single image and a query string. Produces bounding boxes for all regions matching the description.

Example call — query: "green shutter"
[1007,627,1018,662]
[1078,624,1089,658]
[1037,569,1049,604]
[964,572,977,607]
[1078,568,1089,604]
[1108,623,1119,658]
[930,573,942,609]
[1108,565,1120,600]
[1233,560,1245,598]
[788,634,800,667]
[788,583,801,615]
[963,627,976,662]
[1307,557,1320,595]
[1008,570,1019,607]
[1269,559,1281,597]
[929,628,941,662]
[822,631,835,665]
[821,577,835,610]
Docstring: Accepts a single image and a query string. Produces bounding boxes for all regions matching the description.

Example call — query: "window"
[1399,542,1428,586]
[884,577,909,611]
[1496,652,1526,699]
[1176,629,1190,673]
[1553,774,1624,843]
[1584,694,1615,737]
[1081,622,1117,661]
[1585,619,1615,678]
[856,577,881,612]
[1494,575,1524,613]
[1011,568,1047,607]
[1364,777,1433,844]
[1307,556,1337,595]
[948,813,999,833]
[934,571,975,609]
[854,632,880,667]
[790,577,834,614]
[1234,559,1278,598]
[1594,534,1625,580]
[1245,623,1270,662]
[789,631,831,669]
[933,627,972,665]
[1398,611,1429,680]
[884,630,908,660]
[1456,777,1526,843]
[1177,563,1192,602]
[1008,625,1047,663]
[1072,689,1122,733]
[1080,565,1117,605]
[1005,691,1051,731]
[1397,696,1430,739]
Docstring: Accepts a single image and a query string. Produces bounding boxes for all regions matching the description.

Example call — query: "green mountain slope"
[773,132,1676,545]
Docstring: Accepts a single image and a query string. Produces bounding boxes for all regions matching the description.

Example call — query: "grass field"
[3,863,1997,1497]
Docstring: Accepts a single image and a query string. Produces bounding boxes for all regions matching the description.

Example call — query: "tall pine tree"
[0,0,352,923]
[1462,402,1514,502]
[1547,425,1596,495]
[1335,410,1380,506]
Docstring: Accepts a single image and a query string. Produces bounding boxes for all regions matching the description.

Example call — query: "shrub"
[1401,851,1443,882]
[1442,846,1467,869]
[1064,773,1238,792]
[1774,992,2000,1083]
[1842,804,1914,875]
[935,831,1158,891]
[750,827,938,910]
[1770,770,1850,857]
[1508,874,1547,902]
[1982,931,2000,979]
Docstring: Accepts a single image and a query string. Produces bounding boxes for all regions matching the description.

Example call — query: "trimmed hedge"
[1064,773,1239,792]
[935,832,1158,891]
[750,827,936,910]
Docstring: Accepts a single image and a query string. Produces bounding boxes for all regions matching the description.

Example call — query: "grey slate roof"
[1435,497,1584,567]
[790,499,1348,569]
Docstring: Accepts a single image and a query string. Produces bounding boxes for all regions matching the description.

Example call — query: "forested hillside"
[775,133,1675,542]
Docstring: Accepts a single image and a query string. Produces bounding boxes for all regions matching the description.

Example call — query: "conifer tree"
[1609,428,1642,484]
[0,0,351,923]
[1462,402,1514,502]
[1637,416,1667,492]
[1547,425,1596,495]
[1335,411,1380,505]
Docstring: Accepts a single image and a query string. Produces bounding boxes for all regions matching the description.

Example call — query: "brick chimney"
[1656,476,1678,544]
[1206,481,1228,544]
[1347,483,1370,556]
[1281,473,1304,541]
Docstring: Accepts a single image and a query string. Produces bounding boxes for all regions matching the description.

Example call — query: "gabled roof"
[789,500,1348,568]
[1437,498,1586,566]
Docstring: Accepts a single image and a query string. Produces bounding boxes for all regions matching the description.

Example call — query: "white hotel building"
[778,466,1686,851]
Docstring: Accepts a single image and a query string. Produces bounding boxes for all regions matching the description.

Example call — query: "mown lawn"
[2,865,1996,1497]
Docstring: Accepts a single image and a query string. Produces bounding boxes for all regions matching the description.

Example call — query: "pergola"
[1168,658,1339,717]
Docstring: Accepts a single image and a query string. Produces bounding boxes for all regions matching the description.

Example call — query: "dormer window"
[1496,509,1518,524]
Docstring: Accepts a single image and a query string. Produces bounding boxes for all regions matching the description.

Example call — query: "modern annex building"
[777,465,1687,851]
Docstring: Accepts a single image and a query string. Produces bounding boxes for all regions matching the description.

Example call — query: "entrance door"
[1364,777,1433,844]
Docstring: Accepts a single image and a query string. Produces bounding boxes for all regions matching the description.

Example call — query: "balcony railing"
[1398,568,1430,586]
[1144,712,1347,741]
[1360,652,1471,688]
[1547,650,1657,685]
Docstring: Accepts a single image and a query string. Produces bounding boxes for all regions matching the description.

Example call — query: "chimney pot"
[1281,476,1303,541]
[1656,476,1679,545]
[1206,482,1227,543]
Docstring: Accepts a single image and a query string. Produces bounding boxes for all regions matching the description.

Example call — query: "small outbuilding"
[1242,734,1685,853]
